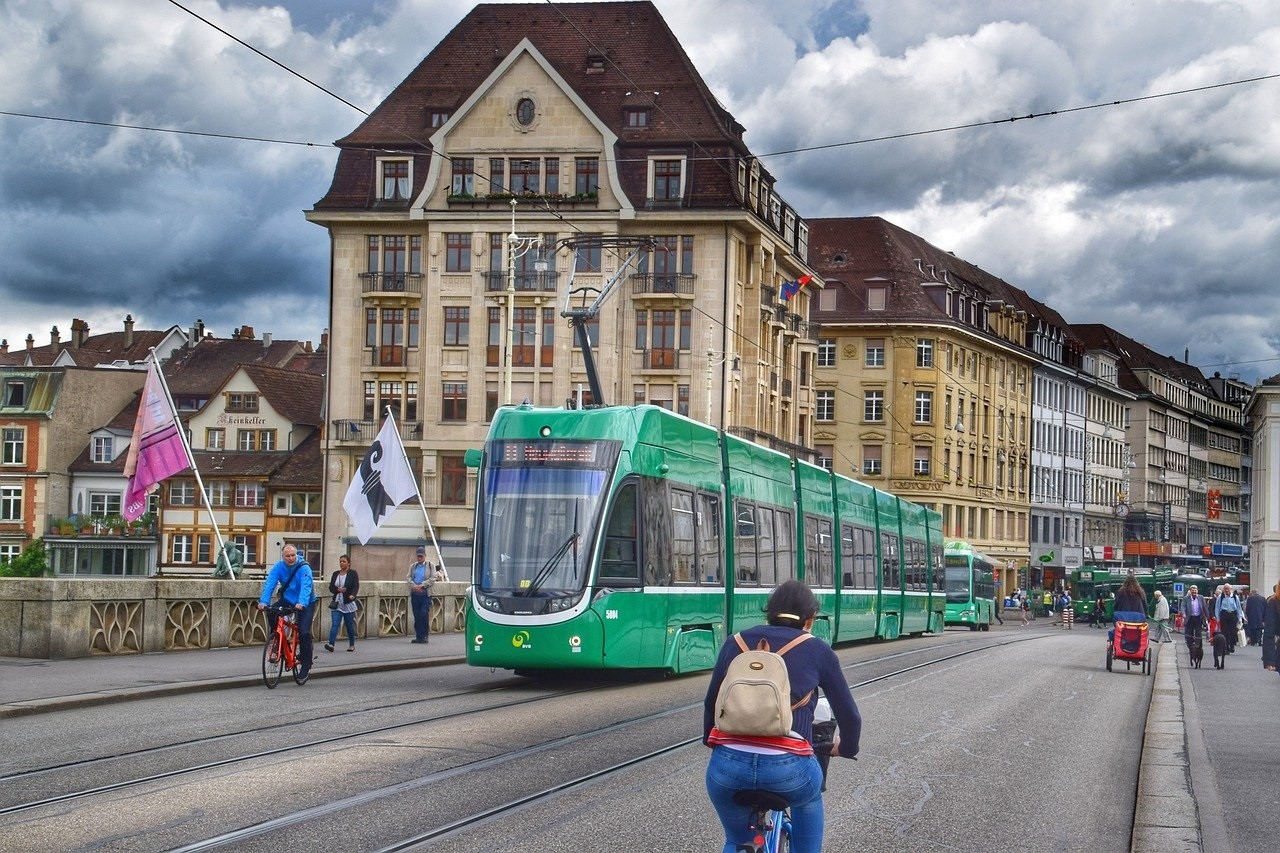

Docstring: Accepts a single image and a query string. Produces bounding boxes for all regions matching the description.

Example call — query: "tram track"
[174,632,1056,852]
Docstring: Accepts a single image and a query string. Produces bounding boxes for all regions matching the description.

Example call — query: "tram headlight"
[569,635,581,647]
[474,634,484,646]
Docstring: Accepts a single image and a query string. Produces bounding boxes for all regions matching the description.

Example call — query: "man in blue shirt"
[1180,585,1206,649]
[258,545,316,681]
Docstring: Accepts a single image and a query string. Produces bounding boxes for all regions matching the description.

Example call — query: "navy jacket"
[703,624,862,758]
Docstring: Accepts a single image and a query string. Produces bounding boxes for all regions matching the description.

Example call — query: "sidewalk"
[0,631,467,719]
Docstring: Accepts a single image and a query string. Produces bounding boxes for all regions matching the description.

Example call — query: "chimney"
[1184,347,1190,363]
[195,318,205,340]
[303,340,313,353]
[0,340,7,354]
[320,329,329,351]
[240,325,255,340]
[26,334,34,352]
[50,326,60,355]
[70,318,89,348]
[263,332,272,348]
[123,314,134,348]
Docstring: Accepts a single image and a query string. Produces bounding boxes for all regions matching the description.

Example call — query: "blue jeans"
[410,591,431,641]
[328,609,357,647]
[706,747,825,853]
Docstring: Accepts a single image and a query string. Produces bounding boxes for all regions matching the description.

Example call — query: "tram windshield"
[943,564,975,603]
[474,439,621,601]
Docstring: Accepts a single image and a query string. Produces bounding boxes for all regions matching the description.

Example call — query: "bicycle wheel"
[262,632,284,688]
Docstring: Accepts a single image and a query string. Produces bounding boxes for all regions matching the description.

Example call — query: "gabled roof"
[316,1,750,210]
[239,364,324,426]
[1072,324,1210,396]
[162,338,306,396]
[4,326,181,368]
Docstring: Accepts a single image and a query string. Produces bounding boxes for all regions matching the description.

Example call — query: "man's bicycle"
[262,602,308,688]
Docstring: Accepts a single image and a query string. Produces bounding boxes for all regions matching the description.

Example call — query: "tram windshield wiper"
[521,532,579,597]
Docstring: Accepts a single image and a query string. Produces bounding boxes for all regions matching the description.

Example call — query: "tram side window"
[932,545,944,592]
[671,488,696,584]
[697,493,722,585]
[881,532,899,589]
[804,516,833,588]
[854,526,876,589]
[757,506,776,586]
[735,502,759,585]
[905,539,924,590]
[840,524,854,588]
[775,509,795,582]
[600,482,640,585]
[641,475,674,585]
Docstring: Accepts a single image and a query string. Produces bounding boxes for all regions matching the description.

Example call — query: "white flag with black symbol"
[342,415,418,545]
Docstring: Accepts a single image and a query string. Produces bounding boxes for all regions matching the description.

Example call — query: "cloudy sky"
[2,0,1278,383]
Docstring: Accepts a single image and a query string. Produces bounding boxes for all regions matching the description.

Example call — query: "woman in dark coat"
[1263,582,1280,673]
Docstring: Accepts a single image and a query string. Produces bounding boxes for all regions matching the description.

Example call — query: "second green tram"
[463,403,946,674]
[942,541,997,631]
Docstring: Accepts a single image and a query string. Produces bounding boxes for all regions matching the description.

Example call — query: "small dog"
[1188,633,1204,669]
[1211,633,1228,669]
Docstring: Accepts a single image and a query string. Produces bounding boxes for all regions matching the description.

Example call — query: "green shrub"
[1,538,48,577]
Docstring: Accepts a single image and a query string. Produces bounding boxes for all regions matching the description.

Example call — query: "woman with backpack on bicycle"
[702,580,862,853]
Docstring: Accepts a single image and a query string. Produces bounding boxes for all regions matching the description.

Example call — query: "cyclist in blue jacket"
[703,580,862,853]
[257,545,316,680]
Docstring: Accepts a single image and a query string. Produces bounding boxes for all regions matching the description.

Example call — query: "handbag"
[328,598,338,610]
[1238,626,1246,646]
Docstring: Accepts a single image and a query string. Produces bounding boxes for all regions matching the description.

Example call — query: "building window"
[206,428,225,450]
[0,544,20,566]
[864,390,884,422]
[816,445,833,471]
[516,97,536,127]
[816,391,835,422]
[625,108,650,128]
[232,535,259,566]
[915,391,933,424]
[429,110,451,128]
[574,242,602,272]
[867,286,887,311]
[234,482,266,508]
[1,485,23,521]
[441,453,467,505]
[442,383,468,422]
[510,157,540,193]
[226,393,259,413]
[89,436,113,463]
[172,534,193,564]
[575,157,599,195]
[445,233,471,272]
[914,446,932,476]
[916,338,934,368]
[544,157,559,193]
[169,480,196,506]
[451,158,474,195]
[380,159,410,200]
[817,339,836,368]
[2,427,24,465]
[652,159,682,201]
[237,430,274,451]
[863,445,882,476]
[444,307,469,346]
[488,158,505,193]
[288,493,322,516]
[88,492,122,516]
[204,480,231,507]
[865,338,885,367]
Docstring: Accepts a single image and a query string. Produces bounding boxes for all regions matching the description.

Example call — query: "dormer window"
[379,158,411,201]
[428,110,451,128]
[92,436,114,463]
[625,108,650,128]
[586,55,606,74]
[3,380,24,407]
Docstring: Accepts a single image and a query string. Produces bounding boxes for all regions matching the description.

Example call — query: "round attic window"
[516,97,536,127]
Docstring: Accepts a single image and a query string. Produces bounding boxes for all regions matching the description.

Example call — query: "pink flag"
[122,360,190,521]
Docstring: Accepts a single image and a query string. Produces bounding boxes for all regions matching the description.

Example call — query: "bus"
[942,541,996,631]
[1071,567,1177,624]
[462,403,946,674]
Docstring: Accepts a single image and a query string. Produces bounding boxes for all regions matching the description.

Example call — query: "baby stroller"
[1106,619,1151,675]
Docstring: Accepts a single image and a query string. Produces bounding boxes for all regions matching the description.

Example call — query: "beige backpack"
[714,632,813,737]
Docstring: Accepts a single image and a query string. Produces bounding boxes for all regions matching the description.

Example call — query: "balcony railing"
[629,273,696,296]
[638,348,683,370]
[359,272,423,294]
[483,270,560,293]
[331,420,422,442]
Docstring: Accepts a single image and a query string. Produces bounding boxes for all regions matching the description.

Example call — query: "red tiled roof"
[161,339,306,395]
[269,431,323,490]
[240,364,324,426]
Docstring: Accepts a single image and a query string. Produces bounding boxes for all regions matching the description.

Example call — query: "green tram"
[1070,567,1177,622]
[463,403,946,674]
[942,541,996,630]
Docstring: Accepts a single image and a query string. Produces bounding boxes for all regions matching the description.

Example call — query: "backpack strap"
[775,633,815,709]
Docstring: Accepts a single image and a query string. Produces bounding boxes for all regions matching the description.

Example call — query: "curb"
[1130,642,1199,853]
[0,655,465,720]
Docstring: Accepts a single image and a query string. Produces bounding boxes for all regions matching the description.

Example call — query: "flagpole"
[148,348,234,580]
[386,406,449,581]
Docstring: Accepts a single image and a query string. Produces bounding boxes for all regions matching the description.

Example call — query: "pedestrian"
[1263,582,1280,674]
[324,554,360,653]
[1019,594,1029,626]
[1244,587,1266,646]
[994,596,1004,625]
[407,545,441,644]
[1092,594,1108,628]
[1042,589,1053,619]
[256,544,316,682]
[1215,583,1243,654]
[1060,589,1073,629]
[1180,585,1207,649]
[1151,590,1172,643]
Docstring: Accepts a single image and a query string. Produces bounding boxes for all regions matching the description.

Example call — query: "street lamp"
[504,199,544,404]
[706,348,741,425]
